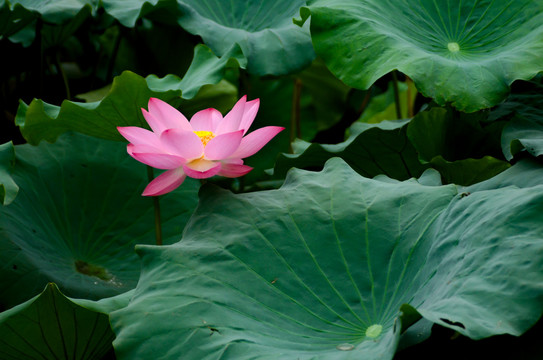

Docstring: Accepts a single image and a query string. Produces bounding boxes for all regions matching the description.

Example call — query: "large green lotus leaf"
[0,0,37,40]
[2,0,94,46]
[499,117,543,161]
[0,142,18,205]
[0,283,129,360]
[176,0,315,75]
[406,107,509,185]
[76,80,238,118]
[492,81,543,160]
[146,43,245,100]
[427,156,510,186]
[16,71,178,145]
[0,0,93,47]
[40,4,92,48]
[2,0,178,40]
[489,79,543,122]
[3,0,95,24]
[73,288,134,315]
[174,79,238,119]
[0,133,199,308]
[396,317,433,352]
[16,44,240,145]
[273,119,427,180]
[109,19,199,79]
[300,0,543,112]
[396,317,543,360]
[0,0,98,48]
[411,190,543,338]
[111,158,543,359]
[466,158,543,192]
[76,80,238,121]
[101,0,174,27]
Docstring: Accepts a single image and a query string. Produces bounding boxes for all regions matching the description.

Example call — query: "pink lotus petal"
[142,109,166,134]
[160,129,203,160]
[222,158,244,165]
[130,151,185,170]
[229,126,284,159]
[183,159,221,179]
[238,98,260,135]
[148,98,192,132]
[204,130,244,160]
[118,126,161,148]
[127,144,163,156]
[215,95,247,135]
[190,108,223,132]
[218,163,253,178]
[142,168,186,196]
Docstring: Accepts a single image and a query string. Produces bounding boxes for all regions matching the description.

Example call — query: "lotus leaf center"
[365,324,383,338]
[194,130,215,147]
[447,42,460,52]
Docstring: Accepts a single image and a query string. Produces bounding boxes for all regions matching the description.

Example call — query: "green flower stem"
[136,111,163,246]
[106,25,123,83]
[238,69,250,98]
[406,76,414,118]
[36,18,44,98]
[55,52,71,101]
[357,89,372,116]
[146,166,162,246]
[392,71,402,119]
[289,78,302,153]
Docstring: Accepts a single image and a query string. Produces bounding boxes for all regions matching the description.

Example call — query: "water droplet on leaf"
[336,343,354,351]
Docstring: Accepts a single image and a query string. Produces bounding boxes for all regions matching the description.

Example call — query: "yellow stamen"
[194,130,215,147]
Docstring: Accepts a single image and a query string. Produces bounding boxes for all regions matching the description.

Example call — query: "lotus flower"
[117,96,284,196]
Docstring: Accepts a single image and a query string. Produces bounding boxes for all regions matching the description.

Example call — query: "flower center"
[194,130,215,147]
